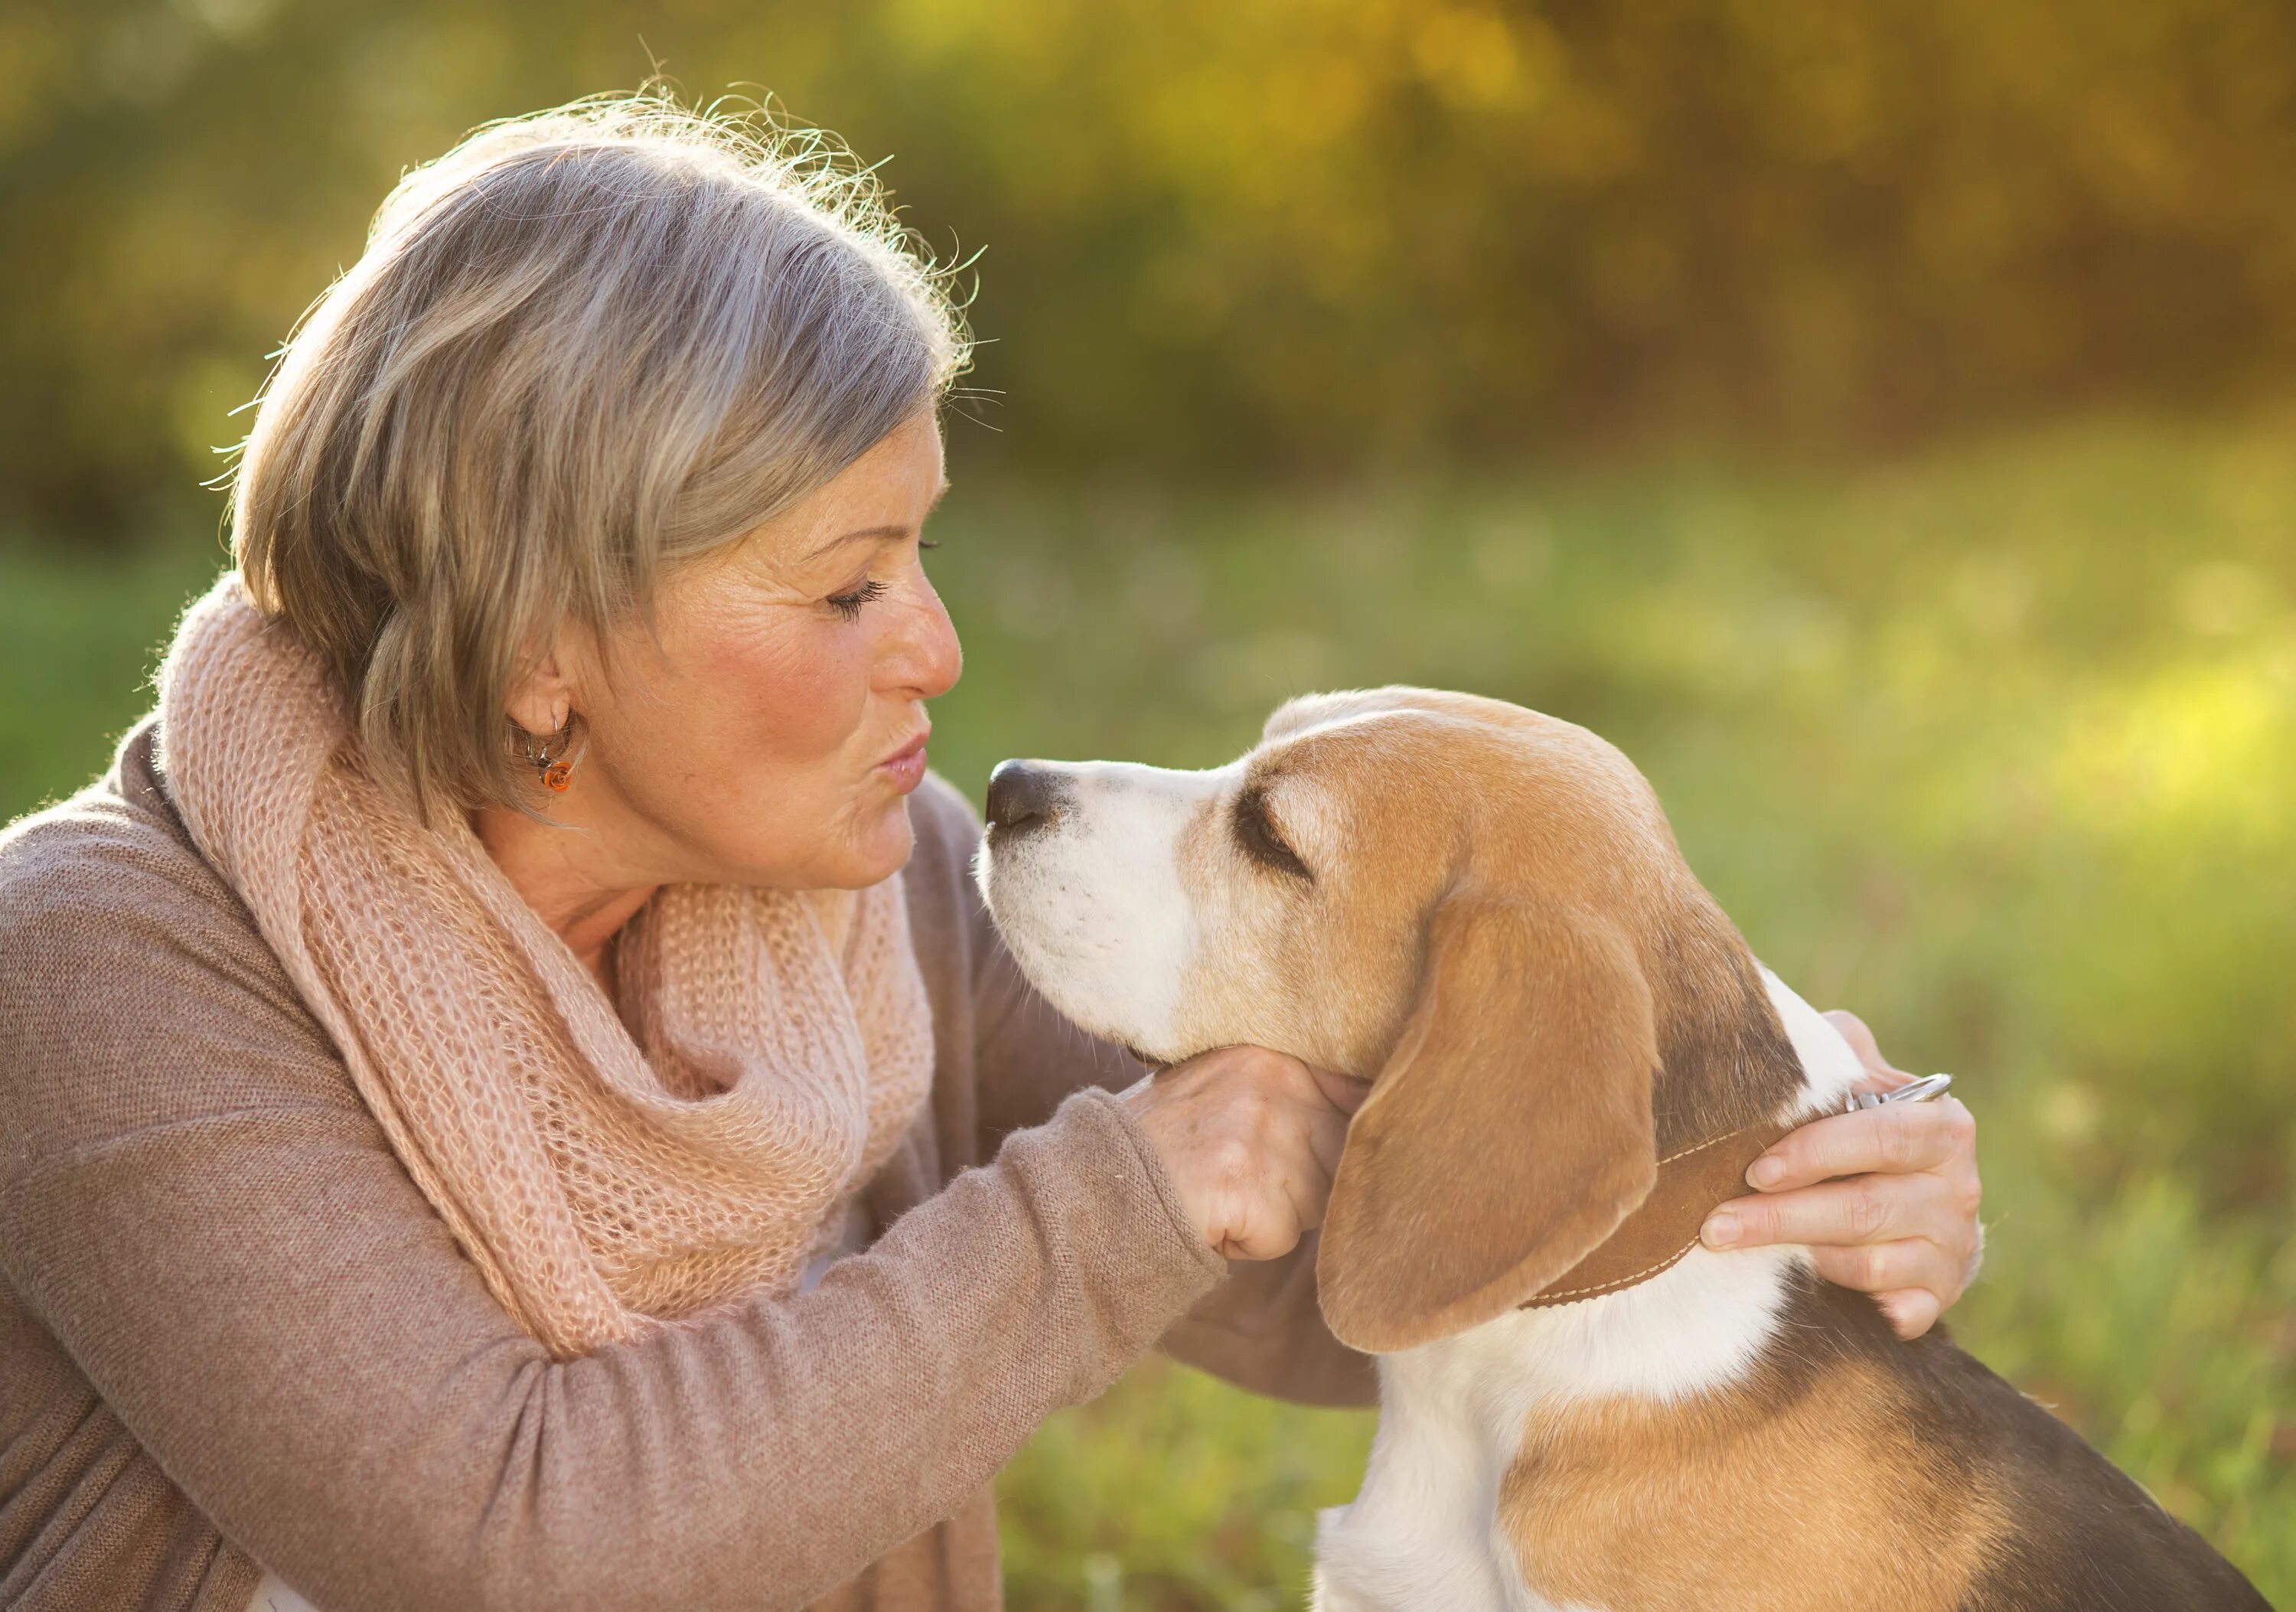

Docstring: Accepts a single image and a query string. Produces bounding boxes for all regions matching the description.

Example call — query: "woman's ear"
[1316,896,1662,1354]
[504,642,576,739]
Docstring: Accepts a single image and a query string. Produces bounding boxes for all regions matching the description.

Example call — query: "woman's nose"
[882,573,962,700]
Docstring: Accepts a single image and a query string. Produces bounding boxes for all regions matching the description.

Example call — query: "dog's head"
[975,687,1801,1353]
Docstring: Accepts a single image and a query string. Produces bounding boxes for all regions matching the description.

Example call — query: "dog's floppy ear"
[1317,895,1660,1354]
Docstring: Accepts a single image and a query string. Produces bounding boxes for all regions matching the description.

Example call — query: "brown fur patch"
[1495,1271,2270,1610]
[1499,1343,2009,1610]
[1316,893,1662,1353]
[1647,893,1809,1151]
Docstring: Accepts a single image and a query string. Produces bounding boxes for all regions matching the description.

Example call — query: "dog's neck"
[1515,1112,1799,1310]
[1315,968,1865,1612]
[1388,965,1860,1398]
[1649,934,1815,1154]
[1506,953,1832,1312]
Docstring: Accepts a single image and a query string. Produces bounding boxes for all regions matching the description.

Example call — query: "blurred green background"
[5,0,2293,1604]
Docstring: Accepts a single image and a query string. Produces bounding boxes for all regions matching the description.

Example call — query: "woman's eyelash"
[825,536,934,619]
[827,578,890,620]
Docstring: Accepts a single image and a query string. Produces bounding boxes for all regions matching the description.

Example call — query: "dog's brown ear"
[1317,896,1660,1354]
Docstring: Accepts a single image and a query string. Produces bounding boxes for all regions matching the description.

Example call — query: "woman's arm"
[0,797,1230,1612]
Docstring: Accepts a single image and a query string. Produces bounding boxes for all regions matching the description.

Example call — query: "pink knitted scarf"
[156,576,934,1358]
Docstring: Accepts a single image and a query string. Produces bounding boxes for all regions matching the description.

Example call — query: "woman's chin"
[830,798,918,889]
[712,797,916,892]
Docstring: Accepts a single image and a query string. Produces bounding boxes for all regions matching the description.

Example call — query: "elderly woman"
[0,100,1981,1612]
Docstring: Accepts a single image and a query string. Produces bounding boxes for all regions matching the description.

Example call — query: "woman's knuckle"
[1846,1184,1889,1240]
[1212,1134,1258,1183]
[1949,1170,1984,1219]
[1880,1113,1924,1170]
[1891,1292,1938,1335]
[1826,1244,1880,1289]
[1943,1101,1978,1150]
[1231,1082,1275,1127]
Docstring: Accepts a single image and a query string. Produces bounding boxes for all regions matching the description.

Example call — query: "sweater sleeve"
[901,776,1377,1410]
[0,789,1228,1612]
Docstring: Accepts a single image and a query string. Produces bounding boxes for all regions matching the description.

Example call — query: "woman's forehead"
[721,415,947,579]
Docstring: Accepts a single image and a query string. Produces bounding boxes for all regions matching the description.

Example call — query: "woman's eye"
[1233,786,1313,882]
[825,578,891,621]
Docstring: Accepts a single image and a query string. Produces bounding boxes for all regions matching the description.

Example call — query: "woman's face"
[550,410,961,892]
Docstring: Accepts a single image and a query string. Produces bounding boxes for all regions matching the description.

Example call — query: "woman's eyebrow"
[798,479,951,563]
[802,525,908,561]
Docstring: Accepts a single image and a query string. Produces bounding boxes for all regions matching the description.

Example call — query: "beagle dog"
[974,687,2268,1611]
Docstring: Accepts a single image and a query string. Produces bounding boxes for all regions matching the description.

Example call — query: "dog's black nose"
[985,760,1068,837]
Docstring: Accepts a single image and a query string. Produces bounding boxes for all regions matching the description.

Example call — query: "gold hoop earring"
[523,715,579,793]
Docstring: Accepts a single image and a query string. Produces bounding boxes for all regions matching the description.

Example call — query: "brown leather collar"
[1520,1117,1800,1309]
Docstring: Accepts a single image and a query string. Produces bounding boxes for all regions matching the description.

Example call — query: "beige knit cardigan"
[0,724,1372,1612]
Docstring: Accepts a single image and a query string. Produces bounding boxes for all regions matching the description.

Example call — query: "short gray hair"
[230,91,969,815]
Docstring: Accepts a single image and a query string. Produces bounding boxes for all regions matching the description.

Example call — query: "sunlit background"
[5,1,2293,1604]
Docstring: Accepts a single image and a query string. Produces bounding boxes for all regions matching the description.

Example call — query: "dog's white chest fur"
[1309,969,1863,1612]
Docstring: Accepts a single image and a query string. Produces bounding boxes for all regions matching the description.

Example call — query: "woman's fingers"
[1807,1235,1955,1297]
[1704,1190,1973,1342]
[1742,1097,1975,1193]
[1709,1122,1981,1253]
[1703,1090,1985,1341]
[1307,1063,1374,1117]
[1871,1287,1942,1340]
[1704,1170,1934,1251]
[1130,1045,1361,1261]
[1690,1010,1981,1342]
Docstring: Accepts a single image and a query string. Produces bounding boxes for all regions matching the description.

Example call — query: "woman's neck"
[472,804,661,1001]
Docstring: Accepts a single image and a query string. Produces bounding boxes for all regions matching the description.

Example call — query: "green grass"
[0,530,230,817]
[5,414,2291,1606]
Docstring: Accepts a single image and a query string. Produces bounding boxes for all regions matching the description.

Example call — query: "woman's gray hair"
[230,91,969,816]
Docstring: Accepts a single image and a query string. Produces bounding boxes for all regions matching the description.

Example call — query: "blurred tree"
[6,0,2295,537]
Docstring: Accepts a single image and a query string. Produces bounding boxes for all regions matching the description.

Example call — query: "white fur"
[1760,964,1869,1112]
[1309,970,1866,1612]
[974,759,1231,1058]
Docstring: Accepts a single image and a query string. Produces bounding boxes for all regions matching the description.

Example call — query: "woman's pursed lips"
[877,729,930,792]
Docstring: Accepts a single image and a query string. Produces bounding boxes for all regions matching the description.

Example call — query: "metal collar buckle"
[1843,1072,1954,1114]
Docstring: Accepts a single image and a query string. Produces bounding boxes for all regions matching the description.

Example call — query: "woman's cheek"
[725,620,872,765]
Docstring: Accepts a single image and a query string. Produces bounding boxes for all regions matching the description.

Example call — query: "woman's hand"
[1126,1046,1367,1261]
[1700,1010,1983,1340]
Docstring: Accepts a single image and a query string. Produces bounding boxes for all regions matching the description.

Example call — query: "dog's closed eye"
[1233,785,1313,883]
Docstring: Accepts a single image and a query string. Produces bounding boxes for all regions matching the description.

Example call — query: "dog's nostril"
[986,759,1068,837]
